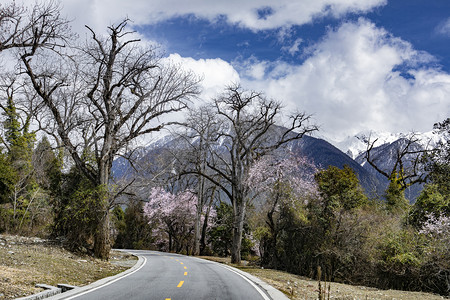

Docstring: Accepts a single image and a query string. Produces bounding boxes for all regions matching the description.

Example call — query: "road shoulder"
[46,253,145,300]
[191,256,289,300]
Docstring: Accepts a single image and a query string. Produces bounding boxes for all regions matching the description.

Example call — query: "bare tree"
[178,105,222,255]
[182,85,317,263]
[432,118,450,165]
[0,1,65,235]
[0,1,69,147]
[19,19,200,259]
[0,1,71,53]
[364,133,430,210]
[365,133,429,191]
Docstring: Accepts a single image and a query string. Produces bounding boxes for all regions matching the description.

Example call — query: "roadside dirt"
[200,256,448,300]
[0,234,136,300]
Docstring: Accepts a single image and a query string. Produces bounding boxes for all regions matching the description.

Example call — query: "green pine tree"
[385,170,409,213]
[3,96,35,174]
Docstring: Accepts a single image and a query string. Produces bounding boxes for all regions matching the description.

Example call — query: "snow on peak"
[328,130,439,159]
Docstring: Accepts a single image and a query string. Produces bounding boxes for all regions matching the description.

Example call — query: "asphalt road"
[52,250,275,300]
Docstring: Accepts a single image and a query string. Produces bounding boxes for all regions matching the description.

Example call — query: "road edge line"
[46,252,146,299]
[191,257,289,300]
[217,263,271,300]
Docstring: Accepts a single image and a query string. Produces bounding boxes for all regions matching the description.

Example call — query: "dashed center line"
[167,258,187,292]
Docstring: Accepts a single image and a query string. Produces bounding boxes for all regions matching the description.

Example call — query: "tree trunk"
[231,201,246,264]
[200,204,211,255]
[94,160,111,260]
[193,193,202,256]
[193,163,207,255]
[94,207,111,260]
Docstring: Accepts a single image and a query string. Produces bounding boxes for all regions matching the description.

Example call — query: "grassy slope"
[199,256,446,300]
[0,235,135,299]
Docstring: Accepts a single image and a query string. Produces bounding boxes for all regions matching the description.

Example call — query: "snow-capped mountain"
[113,127,442,202]
[354,136,431,201]
[326,131,443,201]
[112,130,384,197]
[329,130,441,160]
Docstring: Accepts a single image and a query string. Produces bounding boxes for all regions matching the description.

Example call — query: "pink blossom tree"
[144,188,196,252]
[419,213,450,294]
[420,213,450,248]
[420,214,450,234]
[246,153,319,200]
[246,153,319,266]
[143,187,215,253]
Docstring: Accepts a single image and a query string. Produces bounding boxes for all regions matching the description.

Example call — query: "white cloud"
[163,54,240,101]
[13,1,449,141]
[134,54,240,144]
[246,63,267,80]
[56,0,386,32]
[282,38,303,56]
[241,19,450,140]
[277,26,296,43]
[436,17,450,37]
[234,57,270,80]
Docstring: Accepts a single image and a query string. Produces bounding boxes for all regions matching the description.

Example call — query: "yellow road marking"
[184,266,187,269]
[175,259,179,261]
[184,272,187,276]
[165,298,171,300]
[180,262,184,265]
[177,281,184,288]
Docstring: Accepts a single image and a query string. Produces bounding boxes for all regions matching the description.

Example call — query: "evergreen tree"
[3,96,35,172]
[0,96,37,233]
[209,202,233,257]
[385,171,409,212]
[113,201,154,250]
[409,118,450,226]
[33,137,62,192]
[409,184,449,227]
[314,165,368,223]
[429,118,450,196]
[0,152,16,204]
[51,167,106,252]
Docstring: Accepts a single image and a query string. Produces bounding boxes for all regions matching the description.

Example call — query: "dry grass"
[199,256,447,300]
[0,235,136,300]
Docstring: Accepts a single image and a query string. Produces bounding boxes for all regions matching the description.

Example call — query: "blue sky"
[59,0,450,141]
[139,1,450,73]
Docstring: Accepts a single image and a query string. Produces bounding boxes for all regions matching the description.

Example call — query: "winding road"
[48,250,286,300]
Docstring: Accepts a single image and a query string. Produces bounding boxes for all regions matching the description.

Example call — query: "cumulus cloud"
[55,0,386,32]
[241,19,450,140]
[163,54,240,101]
[135,54,240,144]
[13,0,448,141]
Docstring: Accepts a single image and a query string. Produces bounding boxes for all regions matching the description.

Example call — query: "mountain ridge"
[328,130,440,160]
[112,132,384,198]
